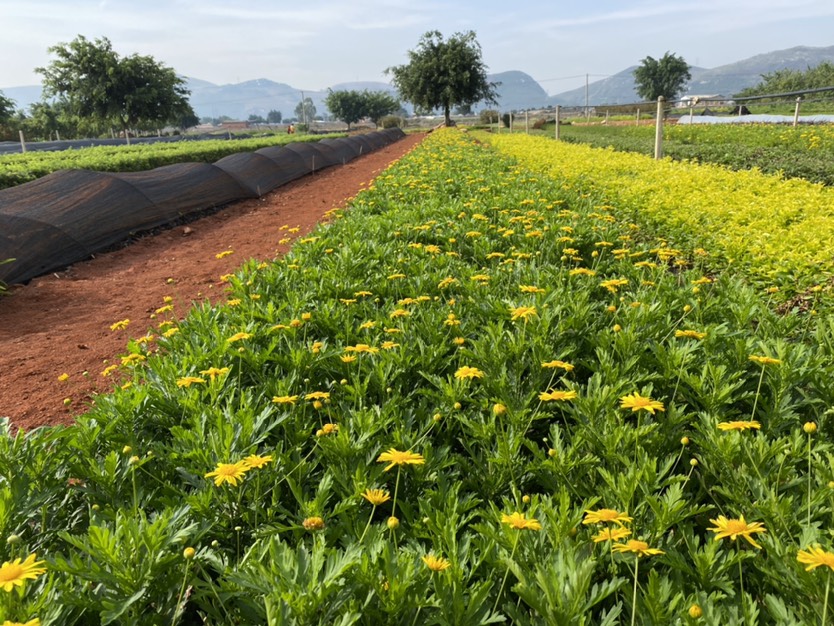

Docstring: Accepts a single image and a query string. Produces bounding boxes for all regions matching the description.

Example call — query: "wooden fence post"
[793,97,802,127]
[654,96,665,160]
[525,110,529,134]
[18,130,27,153]
[636,109,641,126]
[555,105,561,140]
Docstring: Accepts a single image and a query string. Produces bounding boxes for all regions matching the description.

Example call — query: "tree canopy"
[735,61,834,98]
[0,91,15,126]
[386,30,498,126]
[633,52,691,102]
[294,97,316,124]
[37,35,195,140]
[324,89,399,129]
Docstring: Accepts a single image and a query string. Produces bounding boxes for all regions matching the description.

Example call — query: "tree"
[325,89,400,129]
[386,30,498,126]
[267,109,283,123]
[0,91,16,141]
[324,90,364,129]
[0,91,15,126]
[735,61,834,98]
[294,97,316,124]
[37,35,195,141]
[363,91,400,125]
[633,52,691,102]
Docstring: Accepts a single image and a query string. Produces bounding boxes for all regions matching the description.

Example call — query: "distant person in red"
[287,124,295,134]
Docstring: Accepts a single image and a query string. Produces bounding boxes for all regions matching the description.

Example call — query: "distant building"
[677,95,732,107]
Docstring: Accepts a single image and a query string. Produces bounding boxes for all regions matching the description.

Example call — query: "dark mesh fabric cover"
[319,139,358,164]
[254,147,310,184]
[344,135,375,157]
[213,152,288,197]
[115,163,252,211]
[0,130,404,285]
[283,143,338,172]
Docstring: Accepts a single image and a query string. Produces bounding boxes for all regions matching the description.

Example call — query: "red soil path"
[0,132,426,431]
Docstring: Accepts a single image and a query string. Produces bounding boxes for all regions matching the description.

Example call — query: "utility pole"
[585,74,589,120]
[300,90,306,125]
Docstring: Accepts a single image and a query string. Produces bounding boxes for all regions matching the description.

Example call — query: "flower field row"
[551,123,834,187]
[4,129,834,624]
[0,132,341,190]
[484,131,834,296]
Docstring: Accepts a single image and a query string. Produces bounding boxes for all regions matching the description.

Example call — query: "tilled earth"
[0,132,425,430]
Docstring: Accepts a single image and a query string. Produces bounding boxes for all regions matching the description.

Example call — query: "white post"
[793,97,802,127]
[689,104,694,124]
[654,96,665,160]
[555,105,561,140]
[525,110,529,134]
[18,130,26,153]
[605,110,609,123]
[636,108,641,126]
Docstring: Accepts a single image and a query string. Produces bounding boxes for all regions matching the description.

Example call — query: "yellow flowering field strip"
[554,123,834,186]
[3,129,834,623]
[484,132,834,293]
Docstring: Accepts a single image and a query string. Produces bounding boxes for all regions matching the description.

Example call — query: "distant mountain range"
[550,45,834,106]
[3,45,833,118]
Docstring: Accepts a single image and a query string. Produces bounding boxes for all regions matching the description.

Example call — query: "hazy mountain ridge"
[3,45,833,117]
[551,45,834,106]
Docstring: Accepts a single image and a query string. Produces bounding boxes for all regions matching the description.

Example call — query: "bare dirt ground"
[0,132,425,431]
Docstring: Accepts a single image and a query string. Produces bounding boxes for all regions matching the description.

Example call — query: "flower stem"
[492,531,520,615]
[750,365,765,421]
[738,556,746,623]
[172,560,191,626]
[823,569,830,626]
[359,505,376,543]
[630,556,639,626]
[808,433,811,527]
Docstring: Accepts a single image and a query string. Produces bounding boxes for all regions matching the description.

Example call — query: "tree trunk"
[444,105,451,127]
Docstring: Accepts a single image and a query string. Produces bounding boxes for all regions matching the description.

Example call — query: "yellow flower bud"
[183,547,196,560]
[522,495,530,504]
[690,458,699,467]
[387,516,400,530]
[804,422,817,434]
[453,402,462,410]
[493,403,507,416]
[680,436,690,446]
[688,604,703,618]
[548,448,557,458]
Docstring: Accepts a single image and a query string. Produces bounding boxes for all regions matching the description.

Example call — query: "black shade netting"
[0,130,404,285]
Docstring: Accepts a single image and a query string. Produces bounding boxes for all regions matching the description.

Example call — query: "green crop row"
[538,123,834,186]
[3,129,834,624]
[0,133,345,190]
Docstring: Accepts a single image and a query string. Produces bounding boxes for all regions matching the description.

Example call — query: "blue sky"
[2,0,833,94]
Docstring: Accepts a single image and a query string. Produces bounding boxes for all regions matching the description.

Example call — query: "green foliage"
[736,61,834,98]
[37,35,195,136]
[0,132,344,190]
[480,109,499,125]
[551,123,834,187]
[324,90,399,129]
[294,97,316,124]
[386,30,498,126]
[267,109,283,124]
[6,129,834,623]
[0,90,15,125]
[379,115,404,129]
[633,52,692,102]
